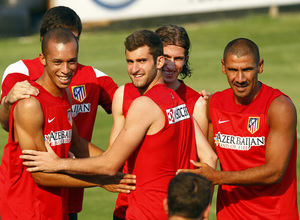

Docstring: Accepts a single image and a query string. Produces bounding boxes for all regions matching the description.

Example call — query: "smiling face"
[162,45,188,89]
[39,38,78,96]
[222,53,264,105]
[126,45,164,94]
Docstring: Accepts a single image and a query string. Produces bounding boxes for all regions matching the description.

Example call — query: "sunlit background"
[0,1,299,219]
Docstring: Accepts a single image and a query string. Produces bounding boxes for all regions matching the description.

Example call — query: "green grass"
[0,12,299,220]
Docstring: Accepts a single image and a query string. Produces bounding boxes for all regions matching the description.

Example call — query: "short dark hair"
[41,27,78,56]
[124,30,163,63]
[155,24,191,79]
[223,38,260,65]
[40,6,82,40]
[167,173,212,219]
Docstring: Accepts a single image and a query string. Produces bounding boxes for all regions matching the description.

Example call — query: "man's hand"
[21,141,137,192]
[100,173,136,193]
[69,172,136,193]
[21,140,61,173]
[177,160,218,185]
[1,80,39,131]
[199,89,212,100]
[4,80,39,105]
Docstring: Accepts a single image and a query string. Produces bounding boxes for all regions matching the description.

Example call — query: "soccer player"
[0,27,134,220]
[179,38,299,219]
[164,173,212,220]
[0,6,119,219]
[113,24,212,220]
[156,24,209,137]
[21,29,217,220]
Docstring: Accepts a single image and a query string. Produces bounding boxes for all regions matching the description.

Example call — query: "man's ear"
[156,55,165,69]
[163,198,169,214]
[185,55,189,64]
[258,58,264,74]
[221,59,226,75]
[39,53,46,66]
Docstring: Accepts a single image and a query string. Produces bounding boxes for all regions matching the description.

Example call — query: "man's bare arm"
[180,95,297,186]
[14,97,99,187]
[21,96,161,176]
[14,97,135,191]
[67,113,136,192]
[107,85,126,149]
[193,96,209,138]
[193,117,218,169]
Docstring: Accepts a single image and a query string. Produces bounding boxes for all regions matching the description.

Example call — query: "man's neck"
[137,72,164,95]
[165,79,182,91]
[234,81,262,105]
[36,74,64,97]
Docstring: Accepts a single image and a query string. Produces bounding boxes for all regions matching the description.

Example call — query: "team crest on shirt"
[67,108,73,126]
[166,104,190,125]
[72,85,86,102]
[247,117,260,134]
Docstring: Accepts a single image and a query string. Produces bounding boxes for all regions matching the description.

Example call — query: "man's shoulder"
[146,85,188,112]
[114,85,125,98]
[8,57,41,69]
[3,57,42,79]
[13,96,44,131]
[15,96,41,112]
[269,94,296,114]
[76,63,108,78]
[211,88,231,100]
[260,83,284,98]
[73,64,117,89]
[130,96,159,113]
[133,95,153,104]
[4,60,29,76]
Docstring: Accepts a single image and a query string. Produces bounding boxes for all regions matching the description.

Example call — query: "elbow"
[212,152,218,165]
[0,120,9,132]
[105,166,118,176]
[262,165,286,184]
[95,163,118,176]
[31,173,46,186]
[266,171,285,184]
[88,155,119,176]
[198,152,218,169]
[208,151,218,169]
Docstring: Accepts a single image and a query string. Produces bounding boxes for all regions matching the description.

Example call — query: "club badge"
[72,85,86,102]
[248,117,260,134]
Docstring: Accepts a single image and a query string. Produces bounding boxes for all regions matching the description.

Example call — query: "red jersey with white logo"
[114,82,199,219]
[125,84,196,220]
[0,58,118,213]
[210,83,298,219]
[0,81,72,220]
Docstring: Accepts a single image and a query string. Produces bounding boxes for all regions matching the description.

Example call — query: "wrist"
[58,158,68,172]
[3,96,13,107]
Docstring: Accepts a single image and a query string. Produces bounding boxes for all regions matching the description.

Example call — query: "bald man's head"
[223,38,260,65]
